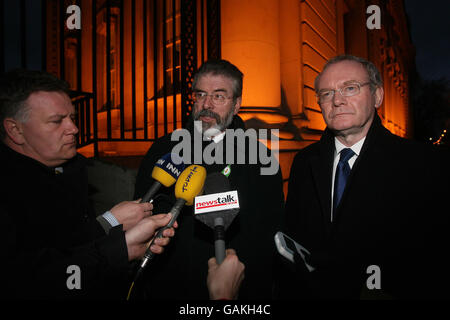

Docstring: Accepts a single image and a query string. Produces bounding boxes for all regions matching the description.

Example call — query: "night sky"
[404,0,450,81]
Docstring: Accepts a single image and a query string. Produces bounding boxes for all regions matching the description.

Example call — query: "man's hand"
[109,199,152,231]
[207,248,245,300]
[125,213,176,261]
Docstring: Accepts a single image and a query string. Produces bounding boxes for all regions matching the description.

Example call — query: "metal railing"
[49,0,219,157]
[70,91,97,151]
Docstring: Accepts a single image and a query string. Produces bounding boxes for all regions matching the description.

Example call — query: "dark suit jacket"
[0,143,130,299]
[278,114,450,299]
[134,116,285,299]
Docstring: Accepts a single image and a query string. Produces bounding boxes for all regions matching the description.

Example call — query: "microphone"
[141,153,185,203]
[138,164,207,270]
[194,172,239,264]
[127,164,206,300]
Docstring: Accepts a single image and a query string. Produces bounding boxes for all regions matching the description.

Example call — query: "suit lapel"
[310,130,335,229]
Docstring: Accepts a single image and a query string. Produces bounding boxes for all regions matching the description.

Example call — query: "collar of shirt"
[334,136,366,168]
[54,167,64,174]
[204,131,226,143]
[194,120,227,143]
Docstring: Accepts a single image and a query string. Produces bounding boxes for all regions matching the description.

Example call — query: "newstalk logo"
[194,191,239,215]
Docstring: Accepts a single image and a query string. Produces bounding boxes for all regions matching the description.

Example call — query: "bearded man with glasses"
[134,59,284,300]
[277,55,450,299]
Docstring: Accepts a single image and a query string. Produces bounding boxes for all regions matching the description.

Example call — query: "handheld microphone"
[138,164,207,270]
[194,172,239,264]
[127,164,206,300]
[141,153,185,203]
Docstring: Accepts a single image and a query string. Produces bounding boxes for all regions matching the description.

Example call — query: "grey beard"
[193,108,235,134]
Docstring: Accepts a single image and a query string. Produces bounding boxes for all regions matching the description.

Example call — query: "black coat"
[278,114,450,299]
[134,116,285,299]
[0,143,129,299]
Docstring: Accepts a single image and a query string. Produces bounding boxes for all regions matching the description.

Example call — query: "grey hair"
[314,55,383,94]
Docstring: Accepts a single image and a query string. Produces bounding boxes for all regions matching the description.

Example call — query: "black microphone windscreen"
[204,172,230,194]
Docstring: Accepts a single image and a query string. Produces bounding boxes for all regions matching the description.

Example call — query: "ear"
[3,118,25,144]
[233,97,242,115]
[374,86,384,109]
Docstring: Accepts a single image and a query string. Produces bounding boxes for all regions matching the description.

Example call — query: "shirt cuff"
[96,211,120,234]
[102,211,120,227]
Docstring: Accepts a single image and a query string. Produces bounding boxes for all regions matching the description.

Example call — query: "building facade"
[1,0,415,191]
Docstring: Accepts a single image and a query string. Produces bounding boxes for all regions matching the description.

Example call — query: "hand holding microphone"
[109,200,153,231]
[125,213,176,261]
[127,164,206,300]
[207,248,245,300]
[199,173,244,300]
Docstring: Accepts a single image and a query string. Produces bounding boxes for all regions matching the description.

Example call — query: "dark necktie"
[333,148,355,213]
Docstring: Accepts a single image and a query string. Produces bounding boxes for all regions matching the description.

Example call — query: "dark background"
[405,1,450,81]
[405,1,450,144]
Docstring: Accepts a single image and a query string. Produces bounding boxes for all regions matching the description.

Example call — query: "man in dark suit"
[134,59,284,299]
[278,55,450,299]
[0,69,175,299]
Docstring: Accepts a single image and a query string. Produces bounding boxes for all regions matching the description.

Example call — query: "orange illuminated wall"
[45,0,414,188]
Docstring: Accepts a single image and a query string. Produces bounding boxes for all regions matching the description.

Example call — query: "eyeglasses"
[193,92,232,106]
[316,82,371,103]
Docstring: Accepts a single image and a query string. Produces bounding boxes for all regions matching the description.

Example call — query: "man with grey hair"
[191,58,243,134]
[278,55,450,299]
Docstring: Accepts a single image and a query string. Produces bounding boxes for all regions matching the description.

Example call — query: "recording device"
[140,153,185,203]
[194,172,239,264]
[138,164,207,270]
[274,231,315,272]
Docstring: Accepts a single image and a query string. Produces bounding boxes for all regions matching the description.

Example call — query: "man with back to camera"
[277,55,450,299]
[0,69,176,299]
[134,59,284,299]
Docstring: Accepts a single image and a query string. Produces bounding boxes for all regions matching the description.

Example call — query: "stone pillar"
[221,0,281,109]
